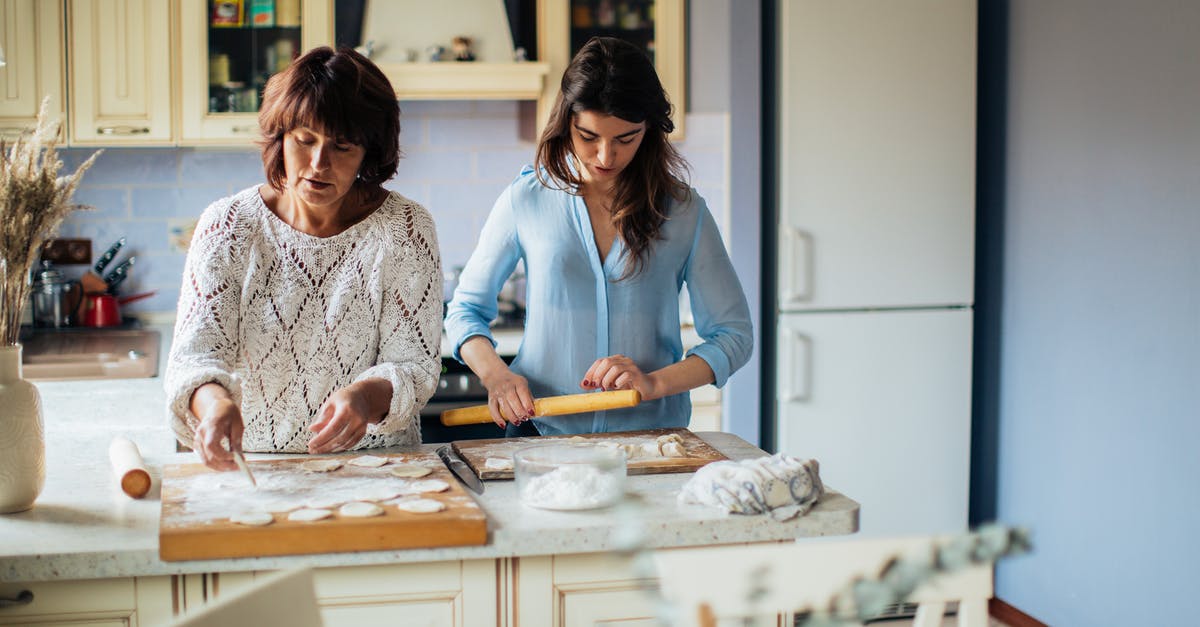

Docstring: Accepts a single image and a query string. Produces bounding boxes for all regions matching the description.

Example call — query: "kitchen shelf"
[377,62,551,100]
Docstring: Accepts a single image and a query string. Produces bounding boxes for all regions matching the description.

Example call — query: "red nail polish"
[583,379,591,387]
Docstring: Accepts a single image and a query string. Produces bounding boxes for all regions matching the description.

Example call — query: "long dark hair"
[258,46,401,190]
[536,37,689,279]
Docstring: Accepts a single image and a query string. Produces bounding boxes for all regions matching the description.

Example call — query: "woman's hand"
[581,354,662,401]
[193,397,244,472]
[481,368,536,428]
[308,381,388,454]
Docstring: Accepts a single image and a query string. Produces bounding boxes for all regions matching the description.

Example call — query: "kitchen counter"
[0,378,858,584]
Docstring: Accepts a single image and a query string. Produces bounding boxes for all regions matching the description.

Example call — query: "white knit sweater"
[165,187,442,452]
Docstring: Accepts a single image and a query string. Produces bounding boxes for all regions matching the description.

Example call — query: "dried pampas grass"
[0,97,102,345]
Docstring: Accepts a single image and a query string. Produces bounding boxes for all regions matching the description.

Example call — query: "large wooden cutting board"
[453,428,727,480]
[159,451,487,562]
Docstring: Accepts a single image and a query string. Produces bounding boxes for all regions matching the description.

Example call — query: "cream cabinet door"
[0,0,64,140]
[515,554,660,627]
[177,0,330,145]
[536,0,686,139]
[314,560,498,627]
[688,385,722,432]
[0,576,172,626]
[67,0,173,144]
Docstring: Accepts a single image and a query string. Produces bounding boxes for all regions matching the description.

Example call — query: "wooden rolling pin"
[440,390,642,426]
[109,436,152,499]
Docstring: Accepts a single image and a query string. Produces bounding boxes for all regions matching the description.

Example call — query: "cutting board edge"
[158,514,489,562]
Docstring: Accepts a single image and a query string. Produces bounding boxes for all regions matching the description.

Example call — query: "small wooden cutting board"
[159,451,487,562]
[452,428,727,480]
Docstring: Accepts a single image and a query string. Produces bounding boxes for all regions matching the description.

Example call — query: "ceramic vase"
[0,344,45,513]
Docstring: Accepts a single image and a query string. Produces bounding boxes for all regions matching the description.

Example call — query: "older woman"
[166,47,441,471]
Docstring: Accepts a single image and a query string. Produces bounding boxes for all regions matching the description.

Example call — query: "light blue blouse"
[444,167,753,435]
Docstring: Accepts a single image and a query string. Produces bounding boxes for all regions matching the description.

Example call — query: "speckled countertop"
[0,377,859,583]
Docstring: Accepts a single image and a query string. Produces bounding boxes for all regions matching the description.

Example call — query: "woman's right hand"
[481,368,536,428]
[190,385,244,471]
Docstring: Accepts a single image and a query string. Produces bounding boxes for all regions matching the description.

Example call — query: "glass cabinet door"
[539,0,684,138]
[569,0,657,61]
[180,0,331,144]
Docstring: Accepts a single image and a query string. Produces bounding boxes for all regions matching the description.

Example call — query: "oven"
[419,356,512,443]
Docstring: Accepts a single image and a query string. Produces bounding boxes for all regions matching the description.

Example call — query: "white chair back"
[168,568,323,627]
[653,535,994,627]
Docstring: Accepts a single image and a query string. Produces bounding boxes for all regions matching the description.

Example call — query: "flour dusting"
[519,464,623,510]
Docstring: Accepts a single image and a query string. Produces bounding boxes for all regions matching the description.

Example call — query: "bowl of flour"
[514,443,626,510]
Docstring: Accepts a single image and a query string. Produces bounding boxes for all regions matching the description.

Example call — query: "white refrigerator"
[774,0,977,535]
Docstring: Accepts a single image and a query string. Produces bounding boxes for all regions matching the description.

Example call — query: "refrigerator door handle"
[781,328,813,403]
[779,226,814,306]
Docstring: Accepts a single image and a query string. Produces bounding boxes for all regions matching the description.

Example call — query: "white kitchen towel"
[678,454,824,521]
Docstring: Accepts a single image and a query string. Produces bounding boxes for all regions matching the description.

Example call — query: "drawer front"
[0,579,135,626]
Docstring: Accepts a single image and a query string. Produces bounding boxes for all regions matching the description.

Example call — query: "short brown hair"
[258,46,400,189]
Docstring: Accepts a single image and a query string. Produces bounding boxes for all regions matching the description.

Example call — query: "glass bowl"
[513,442,627,511]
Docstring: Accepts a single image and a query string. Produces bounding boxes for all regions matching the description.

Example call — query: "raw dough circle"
[393,498,446,514]
[348,455,389,468]
[230,512,274,526]
[288,508,333,522]
[305,495,348,509]
[351,486,406,502]
[484,457,513,471]
[301,459,344,473]
[406,479,450,494]
[260,499,304,513]
[339,501,385,518]
[388,464,432,478]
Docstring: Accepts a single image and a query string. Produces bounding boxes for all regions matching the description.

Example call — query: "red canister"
[82,293,121,327]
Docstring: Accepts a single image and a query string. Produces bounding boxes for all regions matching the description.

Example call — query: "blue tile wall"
[56,106,728,316]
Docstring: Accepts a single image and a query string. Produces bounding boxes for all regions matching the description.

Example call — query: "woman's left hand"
[308,386,374,454]
[581,354,661,401]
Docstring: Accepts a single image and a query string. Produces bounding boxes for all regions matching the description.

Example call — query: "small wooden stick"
[109,436,151,499]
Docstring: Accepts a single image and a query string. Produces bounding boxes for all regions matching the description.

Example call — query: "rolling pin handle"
[109,436,152,499]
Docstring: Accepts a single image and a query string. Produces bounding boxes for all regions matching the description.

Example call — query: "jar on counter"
[31,266,81,328]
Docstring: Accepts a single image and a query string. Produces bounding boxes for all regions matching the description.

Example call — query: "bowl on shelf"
[513,442,627,511]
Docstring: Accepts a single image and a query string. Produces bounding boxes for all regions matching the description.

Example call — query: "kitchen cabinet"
[773,0,976,535]
[0,0,65,140]
[314,561,498,626]
[178,0,331,144]
[537,0,686,137]
[515,554,660,626]
[66,0,174,145]
[165,562,498,625]
[688,384,721,432]
[0,576,172,626]
[337,0,549,103]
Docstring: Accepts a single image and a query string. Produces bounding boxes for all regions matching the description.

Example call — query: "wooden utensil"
[440,389,641,426]
[109,436,151,499]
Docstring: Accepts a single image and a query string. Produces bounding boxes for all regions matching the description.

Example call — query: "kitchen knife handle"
[93,238,125,274]
[440,389,641,426]
[104,256,136,290]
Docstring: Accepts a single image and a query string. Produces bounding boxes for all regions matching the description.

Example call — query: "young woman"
[166,47,442,470]
[445,37,752,435]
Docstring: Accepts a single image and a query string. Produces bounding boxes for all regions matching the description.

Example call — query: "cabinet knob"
[231,125,258,134]
[0,590,34,609]
[97,126,151,135]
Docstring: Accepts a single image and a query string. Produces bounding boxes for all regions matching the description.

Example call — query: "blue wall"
[982,2,1200,624]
